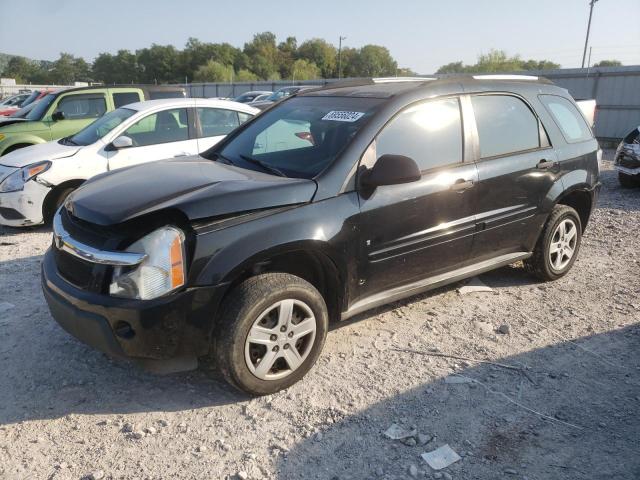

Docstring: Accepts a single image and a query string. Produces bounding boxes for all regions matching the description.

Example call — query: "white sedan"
[0,98,258,227]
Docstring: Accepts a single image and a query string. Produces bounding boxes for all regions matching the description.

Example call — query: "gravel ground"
[0,151,638,480]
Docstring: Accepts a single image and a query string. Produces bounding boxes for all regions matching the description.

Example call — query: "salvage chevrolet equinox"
[42,76,601,395]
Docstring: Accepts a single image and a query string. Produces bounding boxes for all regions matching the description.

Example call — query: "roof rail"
[472,74,539,81]
[319,76,436,90]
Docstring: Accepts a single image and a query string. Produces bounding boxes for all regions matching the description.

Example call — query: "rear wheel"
[525,205,582,281]
[618,172,640,188]
[213,273,328,395]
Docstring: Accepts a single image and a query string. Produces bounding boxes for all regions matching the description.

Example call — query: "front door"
[107,107,198,171]
[355,97,478,302]
[48,93,108,141]
[468,94,559,261]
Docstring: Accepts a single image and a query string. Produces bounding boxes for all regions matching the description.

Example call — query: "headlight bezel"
[109,225,187,300]
[0,161,51,193]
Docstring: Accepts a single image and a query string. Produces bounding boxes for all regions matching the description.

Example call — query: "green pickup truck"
[0,85,186,156]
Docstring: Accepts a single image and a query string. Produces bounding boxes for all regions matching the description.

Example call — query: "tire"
[618,172,640,188]
[213,273,328,395]
[525,205,582,281]
[43,187,75,224]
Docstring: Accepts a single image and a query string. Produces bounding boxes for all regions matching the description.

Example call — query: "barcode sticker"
[322,111,365,122]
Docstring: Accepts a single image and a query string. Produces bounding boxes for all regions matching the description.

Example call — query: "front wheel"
[525,205,582,281]
[213,273,328,395]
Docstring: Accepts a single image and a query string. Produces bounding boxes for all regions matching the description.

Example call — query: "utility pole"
[338,36,347,79]
[581,0,599,68]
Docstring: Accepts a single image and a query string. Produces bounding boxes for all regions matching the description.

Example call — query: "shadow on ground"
[276,325,640,480]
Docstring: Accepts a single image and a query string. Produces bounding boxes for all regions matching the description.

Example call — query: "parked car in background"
[41,76,600,395]
[249,85,319,110]
[0,85,186,156]
[234,91,273,103]
[0,93,31,108]
[252,93,271,102]
[0,98,256,226]
[0,89,56,116]
[614,126,640,187]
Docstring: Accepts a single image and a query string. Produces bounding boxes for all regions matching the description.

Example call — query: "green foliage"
[235,69,259,82]
[291,59,320,80]
[436,50,560,74]
[296,38,336,78]
[593,59,622,67]
[352,45,398,77]
[194,60,234,83]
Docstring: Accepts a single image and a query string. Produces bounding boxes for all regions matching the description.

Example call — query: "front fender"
[0,134,47,156]
[188,193,361,291]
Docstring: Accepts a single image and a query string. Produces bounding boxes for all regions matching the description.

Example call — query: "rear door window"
[197,108,240,137]
[113,92,142,108]
[56,94,107,120]
[375,97,463,171]
[471,95,540,158]
[540,95,592,143]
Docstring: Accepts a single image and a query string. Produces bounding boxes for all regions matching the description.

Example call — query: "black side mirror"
[361,154,422,188]
[51,111,65,121]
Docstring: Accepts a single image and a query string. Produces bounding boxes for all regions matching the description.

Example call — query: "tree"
[593,59,622,67]
[193,60,234,82]
[1,56,39,83]
[236,69,258,82]
[93,50,141,84]
[243,32,280,80]
[291,59,320,80]
[48,53,91,84]
[436,50,560,74]
[182,38,242,81]
[137,44,182,83]
[436,61,467,74]
[297,38,336,78]
[351,45,397,77]
[277,36,298,79]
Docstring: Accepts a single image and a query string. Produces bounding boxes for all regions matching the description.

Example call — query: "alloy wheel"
[244,299,317,381]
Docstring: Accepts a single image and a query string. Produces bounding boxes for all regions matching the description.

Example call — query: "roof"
[44,84,186,96]
[123,97,260,114]
[302,75,557,99]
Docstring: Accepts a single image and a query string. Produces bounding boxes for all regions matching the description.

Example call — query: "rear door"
[107,107,198,171]
[468,93,559,261]
[356,96,478,300]
[195,107,253,152]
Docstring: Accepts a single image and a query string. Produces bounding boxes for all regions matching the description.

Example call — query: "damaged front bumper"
[0,179,50,226]
[41,248,224,372]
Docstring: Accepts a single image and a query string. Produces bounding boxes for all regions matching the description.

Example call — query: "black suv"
[42,76,600,395]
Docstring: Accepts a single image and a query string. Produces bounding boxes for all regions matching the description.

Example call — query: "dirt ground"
[0,151,638,480]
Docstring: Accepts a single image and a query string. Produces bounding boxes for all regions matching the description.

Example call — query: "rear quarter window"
[540,95,592,143]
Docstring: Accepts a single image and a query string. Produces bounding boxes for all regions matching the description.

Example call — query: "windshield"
[25,93,56,121]
[213,96,383,179]
[68,108,136,146]
[10,101,37,118]
[20,91,40,107]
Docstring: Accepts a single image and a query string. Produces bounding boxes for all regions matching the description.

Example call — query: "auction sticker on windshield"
[322,111,365,122]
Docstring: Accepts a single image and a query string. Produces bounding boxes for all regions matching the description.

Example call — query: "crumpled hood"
[66,156,317,226]
[0,140,80,168]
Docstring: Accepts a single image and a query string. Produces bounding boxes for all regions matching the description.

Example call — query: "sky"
[1,0,639,73]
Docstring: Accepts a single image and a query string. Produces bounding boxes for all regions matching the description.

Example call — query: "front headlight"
[0,161,51,193]
[109,226,186,300]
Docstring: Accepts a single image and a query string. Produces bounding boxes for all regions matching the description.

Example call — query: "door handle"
[450,179,474,192]
[173,152,189,157]
[537,159,556,169]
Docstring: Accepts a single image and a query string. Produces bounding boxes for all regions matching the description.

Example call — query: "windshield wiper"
[213,152,235,165]
[239,154,286,177]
